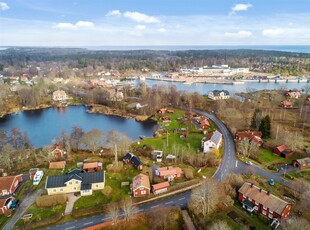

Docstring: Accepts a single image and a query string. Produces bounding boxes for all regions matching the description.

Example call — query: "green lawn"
[0,215,10,230]
[289,169,310,182]
[257,148,293,165]
[73,191,110,210]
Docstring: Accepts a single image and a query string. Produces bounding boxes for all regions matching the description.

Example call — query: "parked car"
[269,179,275,186]
[10,199,20,210]
[245,161,253,165]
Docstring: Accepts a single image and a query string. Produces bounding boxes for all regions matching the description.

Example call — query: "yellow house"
[45,171,105,196]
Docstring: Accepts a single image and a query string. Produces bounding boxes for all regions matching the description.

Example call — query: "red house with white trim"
[238,182,292,220]
[0,175,23,196]
[152,181,170,195]
[156,167,183,181]
[131,174,150,197]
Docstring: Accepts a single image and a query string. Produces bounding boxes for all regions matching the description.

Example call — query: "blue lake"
[0,106,157,148]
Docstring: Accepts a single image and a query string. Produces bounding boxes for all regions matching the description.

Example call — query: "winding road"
[43,109,291,230]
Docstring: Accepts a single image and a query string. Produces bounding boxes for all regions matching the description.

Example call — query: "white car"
[245,161,253,165]
[33,170,44,185]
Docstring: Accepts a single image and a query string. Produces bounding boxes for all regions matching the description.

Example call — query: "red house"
[152,181,170,195]
[280,101,293,108]
[131,174,150,197]
[0,197,13,215]
[238,182,292,220]
[235,131,263,146]
[198,116,210,130]
[0,175,23,196]
[156,167,183,181]
[51,144,65,159]
[123,153,143,171]
[83,162,103,172]
[274,145,293,158]
[292,157,310,170]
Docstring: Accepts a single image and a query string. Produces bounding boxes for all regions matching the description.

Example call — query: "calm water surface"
[0,106,157,148]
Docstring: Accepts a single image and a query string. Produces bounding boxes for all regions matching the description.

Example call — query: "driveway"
[3,188,43,230]
[65,193,80,215]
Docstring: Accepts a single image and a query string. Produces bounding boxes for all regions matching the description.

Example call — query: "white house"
[208,90,230,100]
[201,130,223,152]
[52,90,68,101]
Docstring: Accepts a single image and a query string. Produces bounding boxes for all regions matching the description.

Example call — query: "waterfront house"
[152,181,170,195]
[156,166,183,181]
[123,153,143,170]
[49,161,66,169]
[131,174,150,197]
[52,90,68,101]
[235,131,263,146]
[201,130,223,153]
[83,162,103,172]
[51,144,65,159]
[0,197,13,215]
[0,175,23,197]
[292,157,310,170]
[208,90,230,100]
[280,101,293,108]
[45,171,105,196]
[285,90,301,99]
[274,145,293,158]
[238,182,292,220]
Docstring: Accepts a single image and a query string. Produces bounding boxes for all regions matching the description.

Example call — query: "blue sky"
[0,0,310,46]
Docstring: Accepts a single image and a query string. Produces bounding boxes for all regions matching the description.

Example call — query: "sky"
[0,0,310,46]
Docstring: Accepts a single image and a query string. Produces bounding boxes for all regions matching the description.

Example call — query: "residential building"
[0,197,13,215]
[162,116,171,122]
[196,116,210,130]
[131,174,150,197]
[201,130,223,153]
[52,90,68,101]
[235,131,263,146]
[152,182,170,195]
[156,167,183,181]
[292,157,310,170]
[49,161,66,169]
[274,145,293,158]
[280,101,293,108]
[0,175,23,196]
[123,153,143,170]
[51,144,65,159]
[83,162,103,172]
[45,171,105,196]
[238,182,292,220]
[208,90,230,100]
[285,90,301,99]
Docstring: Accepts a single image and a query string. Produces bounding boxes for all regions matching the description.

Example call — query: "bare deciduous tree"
[120,198,137,222]
[148,206,181,230]
[81,129,104,154]
[107,202,119,225]
[209,220,232,230]
[237,139,258,158]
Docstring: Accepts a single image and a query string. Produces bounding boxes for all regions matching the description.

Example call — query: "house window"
[96,184,99,188]
[60,188,64,192]
[268,214,273,219]
[73,187,76,190]
[141,190,146,195]
[53,189,56,192]
[263,206,267,210]
[262,210,267,215]
[75,181,79,184]
[269,210,273,214]
[248,198,252,201]
[69,182,72,185]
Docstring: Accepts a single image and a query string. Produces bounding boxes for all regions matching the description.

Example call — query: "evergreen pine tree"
[250,108,261,130]
[259,115,271,138]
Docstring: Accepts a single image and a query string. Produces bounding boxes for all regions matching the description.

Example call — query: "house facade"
[131,174,150,197]
[292,157,310,169]
[152,181,170,195]
[238,182,291,220]
[280,101,293,108]
[156,167,183,181]
[45,171,105,196]
[201,130,223,153]
[52,90,68,101]
[0,175,23,196]
[285,91,301,99]
[208,90,230,100]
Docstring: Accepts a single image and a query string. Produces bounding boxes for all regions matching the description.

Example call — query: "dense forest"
[1,47,310,75]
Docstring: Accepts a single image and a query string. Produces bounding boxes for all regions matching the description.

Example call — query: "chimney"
[259,188,262,192]
[250,183,253,188]
[267,191,270,195]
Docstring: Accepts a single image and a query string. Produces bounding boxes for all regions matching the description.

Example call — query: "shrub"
[36,194,67,208]
[184,168,194,179]
[102,186,112,197]
[284,174,295,180]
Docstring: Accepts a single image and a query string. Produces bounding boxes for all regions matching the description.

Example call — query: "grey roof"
[211,90,230,96]
[46,171,104,189]
[211,130,222,145]
[81,184,91,190]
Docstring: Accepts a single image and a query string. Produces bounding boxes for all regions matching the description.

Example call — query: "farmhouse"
[274,145,293,158]
[131,174,150,197]
[201,130,223,153]
[45,171,105,196]
[238,182,291,220]
[292,157,310,170]
[156,166,183,181]
[208,90,230,100]
[0,175,23,197]
[235,131,263,146]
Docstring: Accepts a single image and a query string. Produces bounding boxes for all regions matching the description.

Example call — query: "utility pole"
[114,144,118,167]
[166,130,169,147]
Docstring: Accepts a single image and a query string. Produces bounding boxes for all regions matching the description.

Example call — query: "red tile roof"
[49,161,66,169]
[0,198,10,208]
[83,162,101,169]
[132,174,150,191]
[152,181,170,191]
[157,167,183,176]
[275,145,288,153]
[0,175,20,193]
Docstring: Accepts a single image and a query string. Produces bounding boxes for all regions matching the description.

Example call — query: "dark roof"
[67,169,83,175]
[123,153,133,161]
[131,155,142,167]
[81,184,91,190]
[211,90,230,96]
[46,171,105,189]
[242,199,255,208]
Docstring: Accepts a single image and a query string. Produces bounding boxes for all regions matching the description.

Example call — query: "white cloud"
[0,2,9,10]
[262,28,285,38]
[106,10,122,17]
[123,11,160,23]
[55,21,94,30]
[224,30,253,38]
[158,28,166,33]
[232,3,252,12]
[135,25,146,30]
